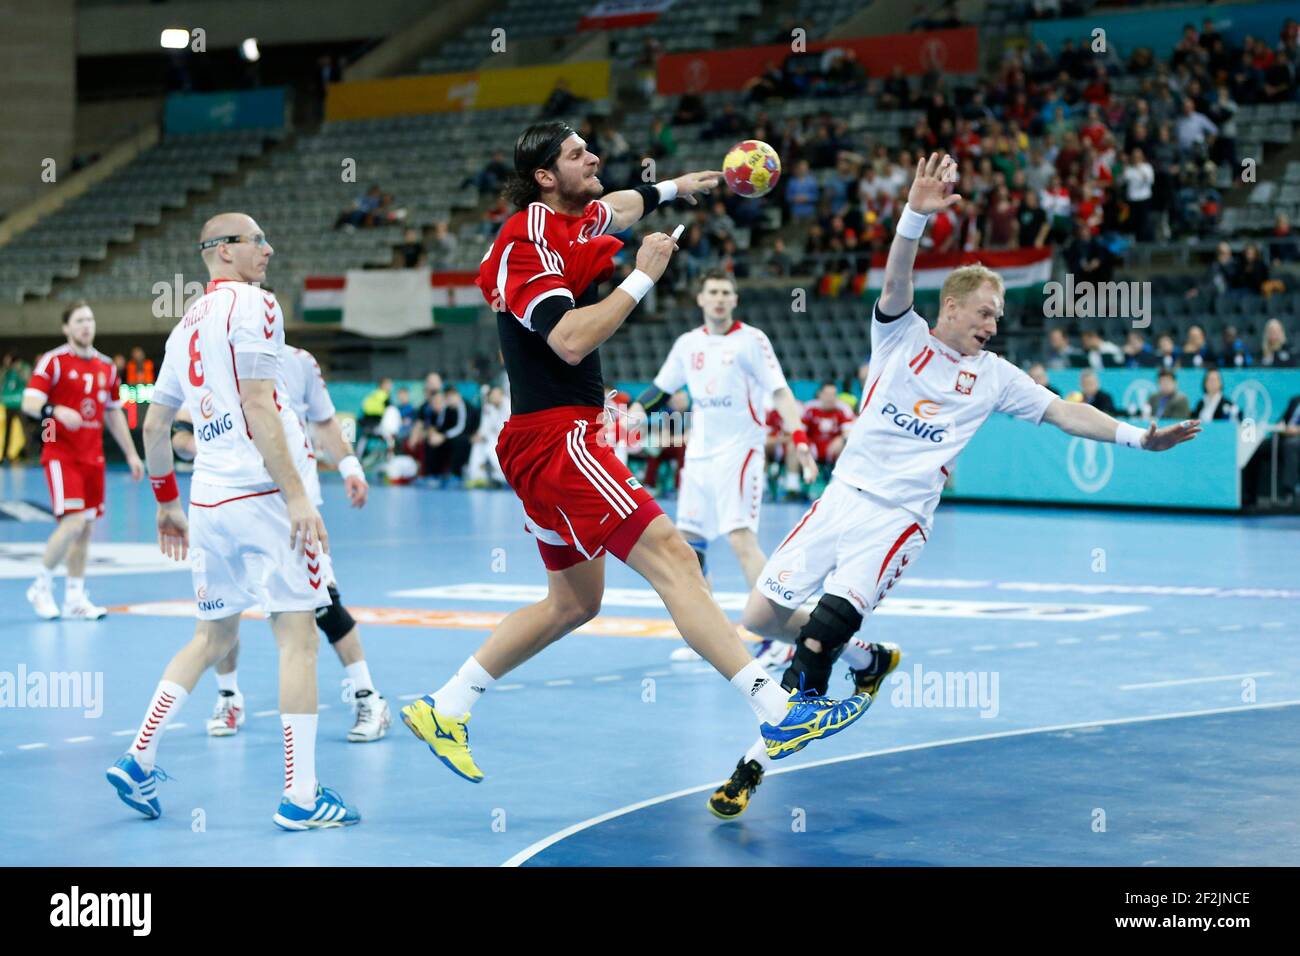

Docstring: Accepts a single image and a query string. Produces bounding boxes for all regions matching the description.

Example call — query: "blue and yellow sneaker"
[400,695,484,783]
[760,687,871,759]
[106,754,168,819]
[849,641,902,696]
[272,784,360,831]
[707,758,765,820]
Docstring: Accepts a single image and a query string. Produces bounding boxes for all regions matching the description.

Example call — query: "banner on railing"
[164,87,287,133]
[579,0,677,30]
[864,247,1054,301]
[302,271,482,334]
[656,28,979,95]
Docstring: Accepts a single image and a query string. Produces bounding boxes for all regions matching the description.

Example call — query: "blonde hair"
[940,265,1004,312]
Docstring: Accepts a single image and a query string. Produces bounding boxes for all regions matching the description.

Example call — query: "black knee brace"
[316,584,356,644]
[780,594,864,694]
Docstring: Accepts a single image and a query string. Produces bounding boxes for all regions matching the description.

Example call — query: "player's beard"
[558,169,602,208]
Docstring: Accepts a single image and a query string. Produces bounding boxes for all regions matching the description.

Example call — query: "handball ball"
[723,140,781,198]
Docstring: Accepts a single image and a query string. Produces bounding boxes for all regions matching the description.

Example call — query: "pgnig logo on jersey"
[195,412,235,442]
[763,572,796,602]
[880,400,947,442]
[195,584,224,613]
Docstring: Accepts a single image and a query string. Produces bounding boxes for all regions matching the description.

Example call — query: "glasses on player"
[198,233,270,251]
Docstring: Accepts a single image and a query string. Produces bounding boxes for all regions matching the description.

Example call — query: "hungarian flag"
[302,270,482,333]
[865,248,1053,303]
[578,0,677,31]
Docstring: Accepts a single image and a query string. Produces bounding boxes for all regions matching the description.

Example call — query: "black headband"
[517,125,576,178]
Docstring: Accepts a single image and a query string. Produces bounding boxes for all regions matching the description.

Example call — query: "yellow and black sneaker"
[707,758,765,820]
[849,641,902,697]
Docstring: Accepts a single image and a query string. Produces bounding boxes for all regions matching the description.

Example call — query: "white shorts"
[756,478,929,616]
[188,480,332,621]
[676,444,765,541]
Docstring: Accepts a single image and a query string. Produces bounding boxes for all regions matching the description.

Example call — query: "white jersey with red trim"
[835,302,1057,521]
[152,279,309,489]
[652,321,789,461]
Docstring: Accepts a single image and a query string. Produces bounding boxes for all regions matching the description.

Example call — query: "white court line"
[544,679,574,687]
[1095,635,1120,642]
[1178,628,1201,635]
[1057,638,1082,645]
[1012,641,1039,648]
[643,670,671,678]
[1121,672,1273,691]
[64,736,93,744]
[165,723,187,731]
[17,743,47,751]
[1219,624,1245,632]
[494,684,525,692]
[397,694,420,701]
[253,709,278,717]
[593,675,624,683]
[500,698,1300,867]
[1262,622,1284,629]
[111,729,134,736]
[971,644,997,652]
[1137,630,1164,638]
[929,648,952,656]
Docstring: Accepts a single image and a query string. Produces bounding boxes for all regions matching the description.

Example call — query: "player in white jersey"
[105,212,359,831]
[632,270,816,666]
[199,345,391,742]
[708,153,1202,819]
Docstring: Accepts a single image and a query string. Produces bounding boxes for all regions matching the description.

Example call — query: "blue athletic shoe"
[272,784,361,831]
[106,754,168,819]
[760,687,871,759]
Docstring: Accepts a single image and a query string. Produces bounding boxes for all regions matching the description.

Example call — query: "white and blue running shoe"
[106,754,168,819]
[272,784,360,831]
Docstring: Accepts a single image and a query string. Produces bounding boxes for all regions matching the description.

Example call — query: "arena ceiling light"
[240,38,261,62]
[160,28,189,49]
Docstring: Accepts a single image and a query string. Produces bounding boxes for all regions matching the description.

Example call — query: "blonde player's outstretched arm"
[1042,399,1202,451]
[879,152,962,316]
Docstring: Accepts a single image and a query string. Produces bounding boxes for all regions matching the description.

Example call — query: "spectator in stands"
[1216,324,1253,368]
[1273,393,1300,503]
[1016,188,1050,248]
[785,160,820,222]
[1237,242,1284,298]
[1261,318,1295,367]
[413,388,445,479]
[427,220,459,269]
[1175,97,1218,154]
[540,78,583,118]
[1271,213,1299,263]
[1154,332,1180,370]
[1080,328,1124,370]
[396,228,426,269]
[1063,221,1115,283]
[803,382,854,467]
[1182,324,1214,368]
[879,65,912,110]
[465,150,511,197]
[764,237,794,277]
[125,346,153,386]
[441,386,474,483]
[1193,367,1239,422]
[466,385,509,488]
[1147,368,1192,419]
[334,185,383,230]
[1042,327,1078,370]
[704,103,746,142]
[1028,362,1059,395]
[482,192,509,237]
[1123,330,1158,368]
[1206,86,1238,166]
[1076,369,1117,415]
[648,117,676,160]
[672,93,706,127]
[1,354,30,463]
[1120,148,1155,242]
[111,353,128,386]
[360,377,392,428]
[393,386,415,444]
[983,185,1019,250]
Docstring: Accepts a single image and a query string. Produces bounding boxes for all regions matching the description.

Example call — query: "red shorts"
[44,456,105,518]
[497,405,663,571]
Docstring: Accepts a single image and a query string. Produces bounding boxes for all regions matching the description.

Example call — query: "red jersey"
[25,345,120,464]
[803,402,855,446]
[476,198,622,415]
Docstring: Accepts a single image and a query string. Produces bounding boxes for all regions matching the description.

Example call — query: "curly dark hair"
[506,120,576,210]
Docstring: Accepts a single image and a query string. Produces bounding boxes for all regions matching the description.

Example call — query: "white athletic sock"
[744,736,774,770]
[281,713,318,808]
[65,576,85,601]
[36,566,54,589]
[216,670,240,696]
[731,661,789,725]
[345,660,375,695]
[130,680,188,771]
[840,637,873,671]
[433,656,495,716]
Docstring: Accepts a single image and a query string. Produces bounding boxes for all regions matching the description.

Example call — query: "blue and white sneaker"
[760,687,871,759]
[106,754,168,819]
[272,784,360,831]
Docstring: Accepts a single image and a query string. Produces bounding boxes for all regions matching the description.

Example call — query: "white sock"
[130,680,188,771]
[65,576,85,601]
[216,670,240,696]
[281,713,318,808]
[840,637,873,671]
[37,566,54,589]
[433,656,495,716]
[345,660,375,695]
[744,736,774,770]
[731,661,789,725]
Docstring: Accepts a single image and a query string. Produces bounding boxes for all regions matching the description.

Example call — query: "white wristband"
[338,455,366,480]
[618,269,655,304]
[897,204,931,241]
[1115,422,1146,449]
[655,180,678,203]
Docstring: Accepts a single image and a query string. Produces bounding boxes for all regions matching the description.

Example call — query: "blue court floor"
[1,464,1297,867]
